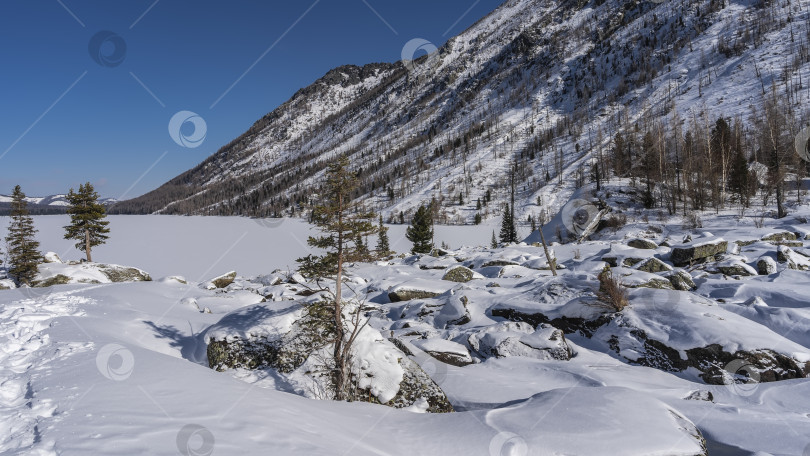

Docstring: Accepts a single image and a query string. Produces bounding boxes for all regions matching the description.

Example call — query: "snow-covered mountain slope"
[116,0,810,224]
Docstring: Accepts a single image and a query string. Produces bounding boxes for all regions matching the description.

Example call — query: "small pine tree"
[499,203,518,244]
[491,230,498,249]
[295,155,378,401]
[5,185,43,286]
[728,149,750,206]
[375,214,390,257]
[474,213,482,225]
[406,204,434,254]
[64,182,110,262]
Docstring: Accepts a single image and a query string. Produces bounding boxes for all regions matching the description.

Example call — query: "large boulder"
[670,238,728,267]
[634,257,672,273]
[761,231,798,242]
[388,280,448,302]
[43,252,63,264]
[596,289,810,385]
[209,271,237,289]
[441,266,475,283]
[205,302,454,412]
[715,259,757,277]
[756,256,777,275]
[663,269,696,291]
[411,338,473,366]
[468,321,574,361]
[777,246,810,270]
[627,238,658,249]
[97,264,152,283]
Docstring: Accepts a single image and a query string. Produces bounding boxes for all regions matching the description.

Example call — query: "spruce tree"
[375,214,390,257]
[499,203,518,244]
[64,182,110,262]
[491,230,498,249]
[406,204,434,254]
[728,149,750,206]
[296,155,377,401]
[5,185,43,286]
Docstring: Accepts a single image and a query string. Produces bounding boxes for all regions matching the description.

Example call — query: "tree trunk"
[538,225,557,277]
[333,193,346,400]
[85,228,92,262]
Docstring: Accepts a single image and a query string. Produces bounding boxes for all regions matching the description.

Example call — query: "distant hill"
[0,194,117,216]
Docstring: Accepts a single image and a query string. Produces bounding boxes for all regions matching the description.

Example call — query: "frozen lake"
[1,215,497,279]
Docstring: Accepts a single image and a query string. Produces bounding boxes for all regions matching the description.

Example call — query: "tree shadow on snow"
[143,320,208,365]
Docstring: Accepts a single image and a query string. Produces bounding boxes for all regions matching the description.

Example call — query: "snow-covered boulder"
[207,271,237,289]
[388,279,449,302]
[31,262,151,287]
[43,252,63,264]
[441,265,476,283]
[205,302,454,412]
[627,238,658,249]
[756,256,777,275]
[398,293,471,328]
[633,257,672,273]
[761,231,799,242]
[0,279,15,290]
[715,259,757,276]
[595,288,810,384]
[411,338,473,366]
[468,321,573,361]
[662,269,696,291]
[670,238,727,266]
[777,245,810,270]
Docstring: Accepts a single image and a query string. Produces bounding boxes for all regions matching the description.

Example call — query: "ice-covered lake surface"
[1,210,810,455]
[2,215,494,278]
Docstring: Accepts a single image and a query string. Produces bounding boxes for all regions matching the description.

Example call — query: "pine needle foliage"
[64,182,110,262]
[5,185,43,286]
[406,204,434,254]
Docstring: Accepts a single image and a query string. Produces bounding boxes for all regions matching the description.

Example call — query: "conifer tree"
[375,214,390,257]
[296,155,377,401]
[406,204,434,254]
[499,203,518,244]
[5,185,42,286]
[64,182,110,262]
[728,148,750,207]
[490,230,498,249]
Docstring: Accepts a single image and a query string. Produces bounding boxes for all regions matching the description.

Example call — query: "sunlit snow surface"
[0,213,809,454]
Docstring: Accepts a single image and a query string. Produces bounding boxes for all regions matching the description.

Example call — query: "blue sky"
[0,0,503,199]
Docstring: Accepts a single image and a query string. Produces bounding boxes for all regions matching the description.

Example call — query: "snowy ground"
[2,195,810,455]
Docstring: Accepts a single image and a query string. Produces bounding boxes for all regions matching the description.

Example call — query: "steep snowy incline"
[115,0,810,228]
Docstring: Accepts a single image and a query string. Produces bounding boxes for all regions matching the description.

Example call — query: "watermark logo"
[95,343,135,381]
[169,111,207,148]
[722,359,760,396]
[560,198,600,240]
[253,217,286,229]
[18,284,55,302]
[176,424,216,456]
[794,126,810,162]
[413,353,448,385]
[88,31,127,68]
[401,38,439,72]
[488,431,528,456]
